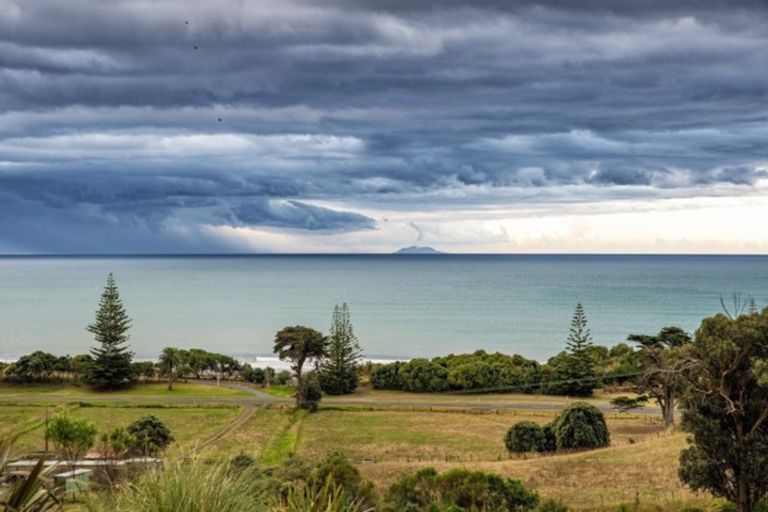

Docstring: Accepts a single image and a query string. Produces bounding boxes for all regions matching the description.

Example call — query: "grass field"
[192,405,690,510]
[301,408,698,510]
[4,403,242,456]
[201,407,294,460]
[0,383,702,511]
[324,388,639,408]
[356,432,705,511]
[261,384,295,398]
[0,382,252,398]
[298,408,664,463]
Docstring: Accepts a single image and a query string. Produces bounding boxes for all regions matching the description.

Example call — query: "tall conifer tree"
[86,273,134,389]
[551,302,598,396]
[319,303,362,395]
[566,302,593,354]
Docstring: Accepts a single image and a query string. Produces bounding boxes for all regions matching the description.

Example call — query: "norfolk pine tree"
[319,303,363,395]
[85,273,134,389]
[552,303,598,396]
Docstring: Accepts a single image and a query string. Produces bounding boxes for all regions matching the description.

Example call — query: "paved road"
[0,383,662,415]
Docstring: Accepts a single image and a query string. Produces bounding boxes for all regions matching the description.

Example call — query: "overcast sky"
[1,0,767,254]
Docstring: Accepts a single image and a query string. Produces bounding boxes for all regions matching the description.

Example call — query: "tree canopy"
[628,326,691,428]
[274,325,327,409]
[45,414,98,470]
[678,308,768,512]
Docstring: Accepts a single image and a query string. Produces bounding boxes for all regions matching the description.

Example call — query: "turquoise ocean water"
[0,255,766,362]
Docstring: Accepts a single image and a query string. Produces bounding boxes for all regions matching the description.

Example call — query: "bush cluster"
[383,467,540,512]
[371,344,641,396]
[505,403,610,454]
[371,350,540,393]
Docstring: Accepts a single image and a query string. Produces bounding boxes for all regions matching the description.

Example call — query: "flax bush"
[91,458,267,512]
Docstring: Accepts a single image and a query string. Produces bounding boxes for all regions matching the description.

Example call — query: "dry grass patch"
[357,432,703,511]
[297,408,663,465]
[324,388,640,406]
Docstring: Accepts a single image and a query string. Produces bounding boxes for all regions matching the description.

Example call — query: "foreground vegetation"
[3,275,768,510]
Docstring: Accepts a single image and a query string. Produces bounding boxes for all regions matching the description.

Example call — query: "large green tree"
[319,303,363,395]
[85,273,134,389]
[274,326,327,409]
[678,309,768,512]
[628,326,691,428]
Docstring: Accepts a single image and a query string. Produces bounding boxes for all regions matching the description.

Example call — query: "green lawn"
[0,404,74,441]
[6,403,242,457]
[0,382,252,399]
[201,407,293,461]
[261,385,295,398]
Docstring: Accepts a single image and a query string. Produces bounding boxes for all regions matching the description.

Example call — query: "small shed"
[52,469,93,493]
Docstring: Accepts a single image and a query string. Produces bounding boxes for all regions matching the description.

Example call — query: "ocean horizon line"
[2,252,768,258]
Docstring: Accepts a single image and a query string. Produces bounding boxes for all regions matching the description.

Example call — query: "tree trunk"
[738,477,748,512]
[296,373,304,408]
[168,379,173,391]
[295,360,305,408]
[662,387,675,429]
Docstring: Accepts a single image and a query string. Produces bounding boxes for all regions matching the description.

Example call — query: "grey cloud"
[1,0,767,252]
[227,200,376,231]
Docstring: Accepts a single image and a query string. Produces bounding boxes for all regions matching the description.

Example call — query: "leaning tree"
[628,326,691,428]
[274,326,327,409]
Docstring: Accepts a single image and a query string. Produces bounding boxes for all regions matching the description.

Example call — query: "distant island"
[394,245,444,254]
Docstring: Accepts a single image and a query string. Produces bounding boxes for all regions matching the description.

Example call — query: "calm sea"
[0,255,766,362]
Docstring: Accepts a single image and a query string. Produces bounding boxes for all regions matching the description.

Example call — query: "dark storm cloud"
[228,200,375,231]
[1,0,767,252]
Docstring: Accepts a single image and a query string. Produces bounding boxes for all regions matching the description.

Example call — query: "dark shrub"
[448,362,494,390]
[372,352,541,394]
[5,351,60,383]
[300,372,323,411]
[384,467,539,511]
[398,359,449,393]
[553,402,609,450]
[126,415,174,456]
[505,421,544,454]
[275,370,292,385]
[310,452,377,509]
[318,366,358,396]
[538,423,557,453]
[229,453,256,473]
[241,366,265,384]
[371,362,404,390]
